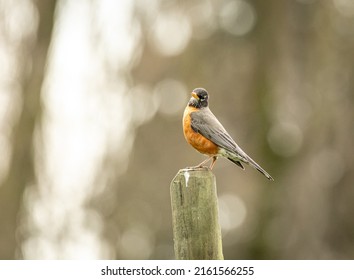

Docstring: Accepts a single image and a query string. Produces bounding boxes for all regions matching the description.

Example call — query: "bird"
[183,87,274,181]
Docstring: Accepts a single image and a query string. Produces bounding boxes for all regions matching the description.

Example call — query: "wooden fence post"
[170,168,224,260]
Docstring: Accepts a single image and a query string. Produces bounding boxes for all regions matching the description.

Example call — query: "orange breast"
[183,106,219,156]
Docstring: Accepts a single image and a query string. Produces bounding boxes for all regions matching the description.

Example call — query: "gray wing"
[190,108,248,160]
[191,108,274,180]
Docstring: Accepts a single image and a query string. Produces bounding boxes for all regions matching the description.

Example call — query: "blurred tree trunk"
[0,0,56,259]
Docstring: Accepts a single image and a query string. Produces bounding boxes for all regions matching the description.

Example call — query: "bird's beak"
[191,92,199,100]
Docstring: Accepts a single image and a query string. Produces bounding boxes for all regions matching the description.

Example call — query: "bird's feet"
[185,165,210,170]
[185,156,217,171]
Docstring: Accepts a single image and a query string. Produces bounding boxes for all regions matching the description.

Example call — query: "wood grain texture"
[170,168,223,260]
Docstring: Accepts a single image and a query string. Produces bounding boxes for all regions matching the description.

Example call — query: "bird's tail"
[224,148,274,181]
[246,155,274,181]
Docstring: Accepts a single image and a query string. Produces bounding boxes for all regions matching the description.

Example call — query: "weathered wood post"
[170,168,223,260]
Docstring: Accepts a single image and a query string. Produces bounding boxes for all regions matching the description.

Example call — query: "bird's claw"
[185,165,210,170]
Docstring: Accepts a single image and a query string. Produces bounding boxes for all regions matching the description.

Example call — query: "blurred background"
[0,0,353,260]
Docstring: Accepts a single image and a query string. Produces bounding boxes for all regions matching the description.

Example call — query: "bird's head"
[189,88,209,108]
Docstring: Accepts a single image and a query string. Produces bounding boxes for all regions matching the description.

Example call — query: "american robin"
[183,88,274,181]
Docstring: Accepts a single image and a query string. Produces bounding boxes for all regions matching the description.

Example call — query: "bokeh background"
[0,0,353,260]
